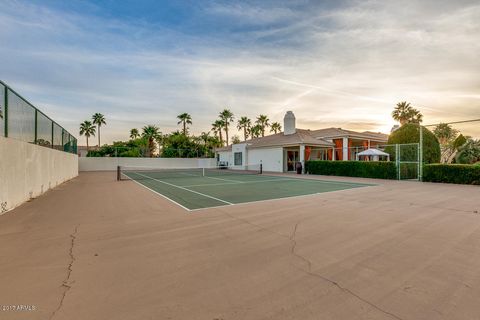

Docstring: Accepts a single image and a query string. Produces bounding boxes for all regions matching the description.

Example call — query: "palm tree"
[237,116,251,141]
[434,123,458,146]
[249,124,262,138]
[270,122,282,134]
[177,113,192,135]
[130,128,140,140]
[409,109,423,124]
[231,135,241,144]
[211,119,225,145]
[256,114,270,137]
[219,109,234,145]
[79,120,96,150]
[142,125,161,157]
[92,113,106,147]
[392,101,423,125]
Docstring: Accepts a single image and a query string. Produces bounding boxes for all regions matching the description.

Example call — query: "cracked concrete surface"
[1,172,480,320]
[49,225,79,320]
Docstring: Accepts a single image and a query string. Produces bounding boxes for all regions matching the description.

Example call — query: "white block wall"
[0,136,78,214]
[217,151,232,165]
[79,157,217,171]
[247,147,283,172]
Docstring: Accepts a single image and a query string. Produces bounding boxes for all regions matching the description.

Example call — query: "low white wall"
[247,147,283,172]
[0,136,78,214]
[217,151,232,165]
[79,157,217,171]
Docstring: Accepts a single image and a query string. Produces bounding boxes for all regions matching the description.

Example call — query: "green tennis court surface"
[120,168,374,211]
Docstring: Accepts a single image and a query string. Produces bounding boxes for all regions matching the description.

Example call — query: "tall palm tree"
[177,113,192,135]
[142,125,161,157]
[256,114,270,137]
[409,109,423,124]
[79,120,96,150]
[392,101,423,125]
[211,119,225,145]
[219,109,234,145]
[270,122,282,134]
[130,128,140,140]
[433,123,458,146]
[92,113,106,147]
[249,124,262,138]
[237,116,251,141]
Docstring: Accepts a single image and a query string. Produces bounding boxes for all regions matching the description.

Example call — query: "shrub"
[423,164,480,185]
[305,161,397,179]
[386,123,441,164]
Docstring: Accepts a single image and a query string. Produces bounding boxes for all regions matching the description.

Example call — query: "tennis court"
[118,166,374,210]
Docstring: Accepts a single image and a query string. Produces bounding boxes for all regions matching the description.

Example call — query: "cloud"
[0,0,479,144]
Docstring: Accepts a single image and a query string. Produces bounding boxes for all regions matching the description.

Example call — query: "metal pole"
[51,122,54,148]
[34,109,38,144]
[419,124,423,181]
[4,86,8,137]
[395,144,400,180]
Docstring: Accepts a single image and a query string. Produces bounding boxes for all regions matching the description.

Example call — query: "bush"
[423,164,480,185]
[305,161,397,179]
[387,123,441,164]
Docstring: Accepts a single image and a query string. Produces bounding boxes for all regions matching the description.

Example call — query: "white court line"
[204,176,245,183]
[132,172,234,206]
[183,178,294,188]
[189,183,376,212]
[123,174,192,212]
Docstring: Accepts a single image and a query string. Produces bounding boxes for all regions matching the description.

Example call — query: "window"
[234,152,242,166]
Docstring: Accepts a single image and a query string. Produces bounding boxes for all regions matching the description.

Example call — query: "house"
[215,111,388,173]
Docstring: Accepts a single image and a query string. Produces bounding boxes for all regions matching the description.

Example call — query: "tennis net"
[117,164,262,181]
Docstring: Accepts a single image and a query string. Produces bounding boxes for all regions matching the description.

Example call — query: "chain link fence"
[0,80,77,154]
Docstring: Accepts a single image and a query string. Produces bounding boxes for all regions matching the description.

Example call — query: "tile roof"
[310,127,388,141]
[215,127,388,152]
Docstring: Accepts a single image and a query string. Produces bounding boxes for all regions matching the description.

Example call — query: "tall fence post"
[419,125,423,181]
[4,86,8,137]
[51,122,54,148]
[395,143,400,180]
[34,109,38,144]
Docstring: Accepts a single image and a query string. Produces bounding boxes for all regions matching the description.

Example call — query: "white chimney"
[283,111,296,135]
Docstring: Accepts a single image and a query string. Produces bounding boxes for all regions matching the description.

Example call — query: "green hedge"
[423,164,480,185]
[305,161,397,179]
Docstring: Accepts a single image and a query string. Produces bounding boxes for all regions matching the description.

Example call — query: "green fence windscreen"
[7,90,36,143]
[0,81,77,154]
[52,122,62,150]
[36,111,53,147]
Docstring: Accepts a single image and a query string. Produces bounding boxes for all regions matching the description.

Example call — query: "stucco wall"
[0,136,78,214]
[247,147,283,172]
[79,157,217,171]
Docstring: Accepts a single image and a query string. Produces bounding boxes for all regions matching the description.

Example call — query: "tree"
[92,113,106,147]
[270,122,282,134]
[249,124,262,138]
[177,113,192,135]
[142,125,161,157]
[256,114,270,137]
[211,120,224,145]
[392,101,423,125]
[79,120,96,150]
[387,123,440,164]
[219,109,234,145]
[130,128,140,140]
[231,135,241,144]
[433,123,460,163]
[237,116,251,141]
[434,123,459,145]
[455,139,480,164]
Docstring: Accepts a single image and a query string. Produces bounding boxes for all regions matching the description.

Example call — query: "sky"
[1,0,479,144]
